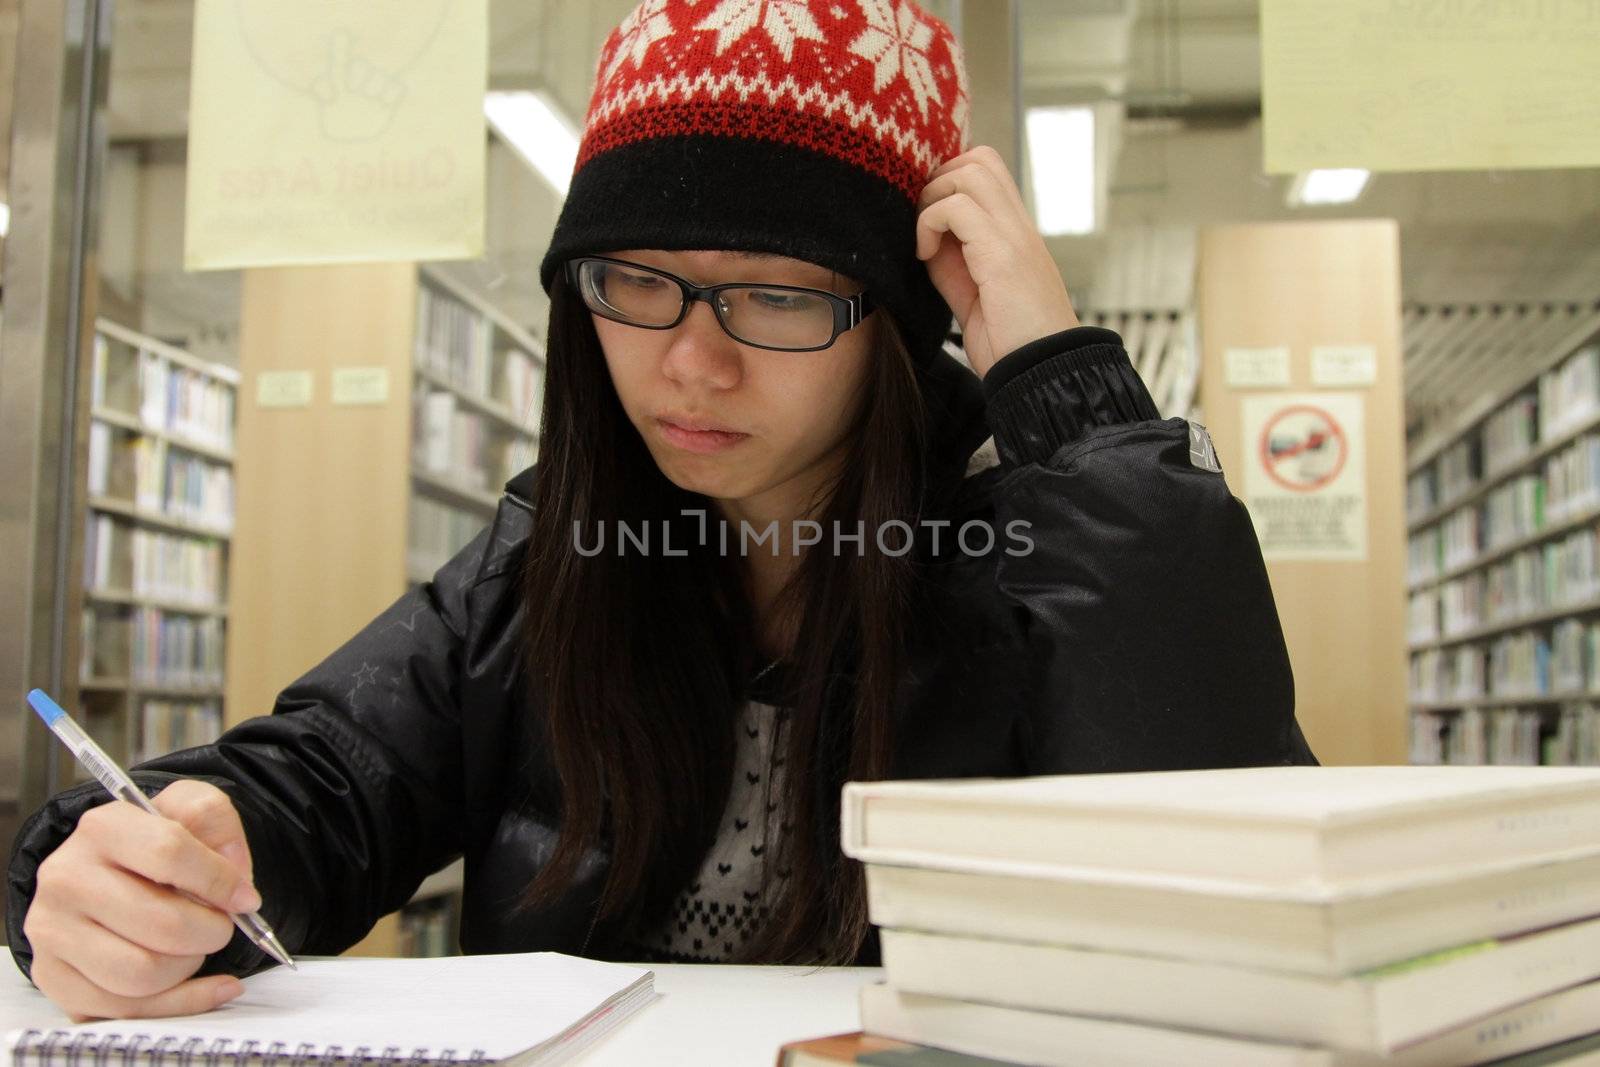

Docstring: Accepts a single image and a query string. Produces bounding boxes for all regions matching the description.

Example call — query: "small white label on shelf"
[1312,345,1378,386]
[256,371,314,409]
[1224,346,1291,388]
[332,366,391,406]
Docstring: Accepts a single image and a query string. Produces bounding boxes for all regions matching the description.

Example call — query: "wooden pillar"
[227,262,417,729]
[956,0,1020,173]
[1196,220,1408,765]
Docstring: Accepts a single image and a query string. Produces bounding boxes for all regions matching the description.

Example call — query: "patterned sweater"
[620,662,804,964]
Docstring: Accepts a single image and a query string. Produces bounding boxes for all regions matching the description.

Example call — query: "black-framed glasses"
[565,255,876,352]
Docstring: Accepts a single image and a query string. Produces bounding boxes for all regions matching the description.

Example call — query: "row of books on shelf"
[1407,436,1478,517]
[784,765,1600,1066]
[1411,643,1488,702]
[407,495,487,580]
[1492,629,1553,698]
[1542,342,1600,442]
[1406,343,1600,521]
[1484,473,1543,549]
[83,514,226,608]
[499,348,544,428]
[1413,619,1600,707]
[1408,432,1600,585]
[133,698,223,767]
[1409,621,1600,701]
[81,605,225,690]
[411,386,537,492]
[1547,432,1600,518]
[414,284,496,397]
[1411,703,1600,766]
[1408,521,1600,641]
[92,333,236,451]
[413,284,545,424]
[89,425,235,531]
[1412,706,1542,765]
[1483,392,1539,476]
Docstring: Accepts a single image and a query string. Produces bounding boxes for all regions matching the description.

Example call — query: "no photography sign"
[1243,393,1367,561]
[1259,403,1348,493]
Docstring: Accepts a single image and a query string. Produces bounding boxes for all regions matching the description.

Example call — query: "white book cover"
[864,846,1600,976]
[860,977,1600,1067]
[879,914,1600,1053]
[842,765,1600,889]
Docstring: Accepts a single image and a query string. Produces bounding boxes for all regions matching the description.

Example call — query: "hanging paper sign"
[1261,0,1600,174]
[185,0,487,270]
[1242,393,1368,561]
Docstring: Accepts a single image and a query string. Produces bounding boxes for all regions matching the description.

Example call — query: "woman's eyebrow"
[656,250,841,287]
[725,251,798,265]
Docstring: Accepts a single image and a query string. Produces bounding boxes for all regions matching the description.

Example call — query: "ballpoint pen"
[26,688,298,971]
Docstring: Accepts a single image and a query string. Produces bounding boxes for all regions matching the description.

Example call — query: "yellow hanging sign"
[1262,0,1600,174]
[185,1,487,269]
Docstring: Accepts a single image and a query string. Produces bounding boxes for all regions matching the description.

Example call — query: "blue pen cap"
[27,689,66,726]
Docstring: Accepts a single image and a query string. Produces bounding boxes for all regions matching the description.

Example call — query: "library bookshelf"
[1406,306,1600,767]
[230,261,542,958]
[80,318,238,785]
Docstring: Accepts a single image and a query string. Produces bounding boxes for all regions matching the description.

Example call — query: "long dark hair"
[512,266,932,965]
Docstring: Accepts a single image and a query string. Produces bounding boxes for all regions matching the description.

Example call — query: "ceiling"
[8,0,1599,433]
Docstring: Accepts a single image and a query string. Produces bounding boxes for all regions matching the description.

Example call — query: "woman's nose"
[661,298,743,388]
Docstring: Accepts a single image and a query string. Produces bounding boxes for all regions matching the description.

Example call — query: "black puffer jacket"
[7,325,1317,981]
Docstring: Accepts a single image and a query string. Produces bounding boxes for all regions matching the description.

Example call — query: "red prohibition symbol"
[1259,404,1348,492]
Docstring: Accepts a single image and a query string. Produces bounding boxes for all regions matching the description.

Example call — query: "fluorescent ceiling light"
[1025,106,1097,236]
[1288,168,1371,207]
[484,90,580,197]
[0,201,9,237]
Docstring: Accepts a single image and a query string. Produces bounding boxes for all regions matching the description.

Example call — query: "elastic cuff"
[982,325,1126,400]
[985,342,1164,467]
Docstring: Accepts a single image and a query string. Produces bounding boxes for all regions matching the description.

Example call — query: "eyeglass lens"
[577,260,839,350]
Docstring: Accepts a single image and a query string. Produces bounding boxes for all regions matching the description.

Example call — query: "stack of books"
[787,765,1600,1066]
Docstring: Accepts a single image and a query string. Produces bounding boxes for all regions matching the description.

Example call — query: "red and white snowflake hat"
[538,0,972,363]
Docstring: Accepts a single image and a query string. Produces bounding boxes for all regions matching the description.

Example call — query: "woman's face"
[592,248,877,511]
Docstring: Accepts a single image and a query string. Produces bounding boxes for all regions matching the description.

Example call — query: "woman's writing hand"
[915,144,1081,379]
[23,780,257,1021]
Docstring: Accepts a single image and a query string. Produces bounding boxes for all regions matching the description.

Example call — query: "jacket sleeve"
[5,513,507,984]
[981,325,1318,773]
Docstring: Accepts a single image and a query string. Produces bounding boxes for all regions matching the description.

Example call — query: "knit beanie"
[537,0,972,364]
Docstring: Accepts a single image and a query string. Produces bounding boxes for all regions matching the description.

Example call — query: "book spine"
[839,783,868,857]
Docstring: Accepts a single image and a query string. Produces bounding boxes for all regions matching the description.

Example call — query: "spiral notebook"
[5,952,657,1067]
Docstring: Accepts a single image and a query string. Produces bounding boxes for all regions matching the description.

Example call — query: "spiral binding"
[9,1031,490,1067]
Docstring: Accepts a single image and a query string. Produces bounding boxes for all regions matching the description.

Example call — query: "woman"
[8,0,1316,1021]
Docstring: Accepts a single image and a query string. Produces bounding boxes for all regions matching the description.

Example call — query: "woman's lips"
[657,418,750,454]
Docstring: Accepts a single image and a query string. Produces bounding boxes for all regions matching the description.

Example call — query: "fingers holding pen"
[30,951,242,1023]
[77,794,261,914]
[25,831,246,1022]
[22,698,280,1021]
[55,859,238,958]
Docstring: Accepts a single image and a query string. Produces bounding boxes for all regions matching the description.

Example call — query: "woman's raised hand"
[23,779,258,1021]
[915,144,1082,379]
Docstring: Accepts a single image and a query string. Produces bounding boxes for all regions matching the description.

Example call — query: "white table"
[1,959,884,1065]
[568,964,881,1063]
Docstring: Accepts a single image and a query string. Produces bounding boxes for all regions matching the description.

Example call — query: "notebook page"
[10,954,653,1060]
